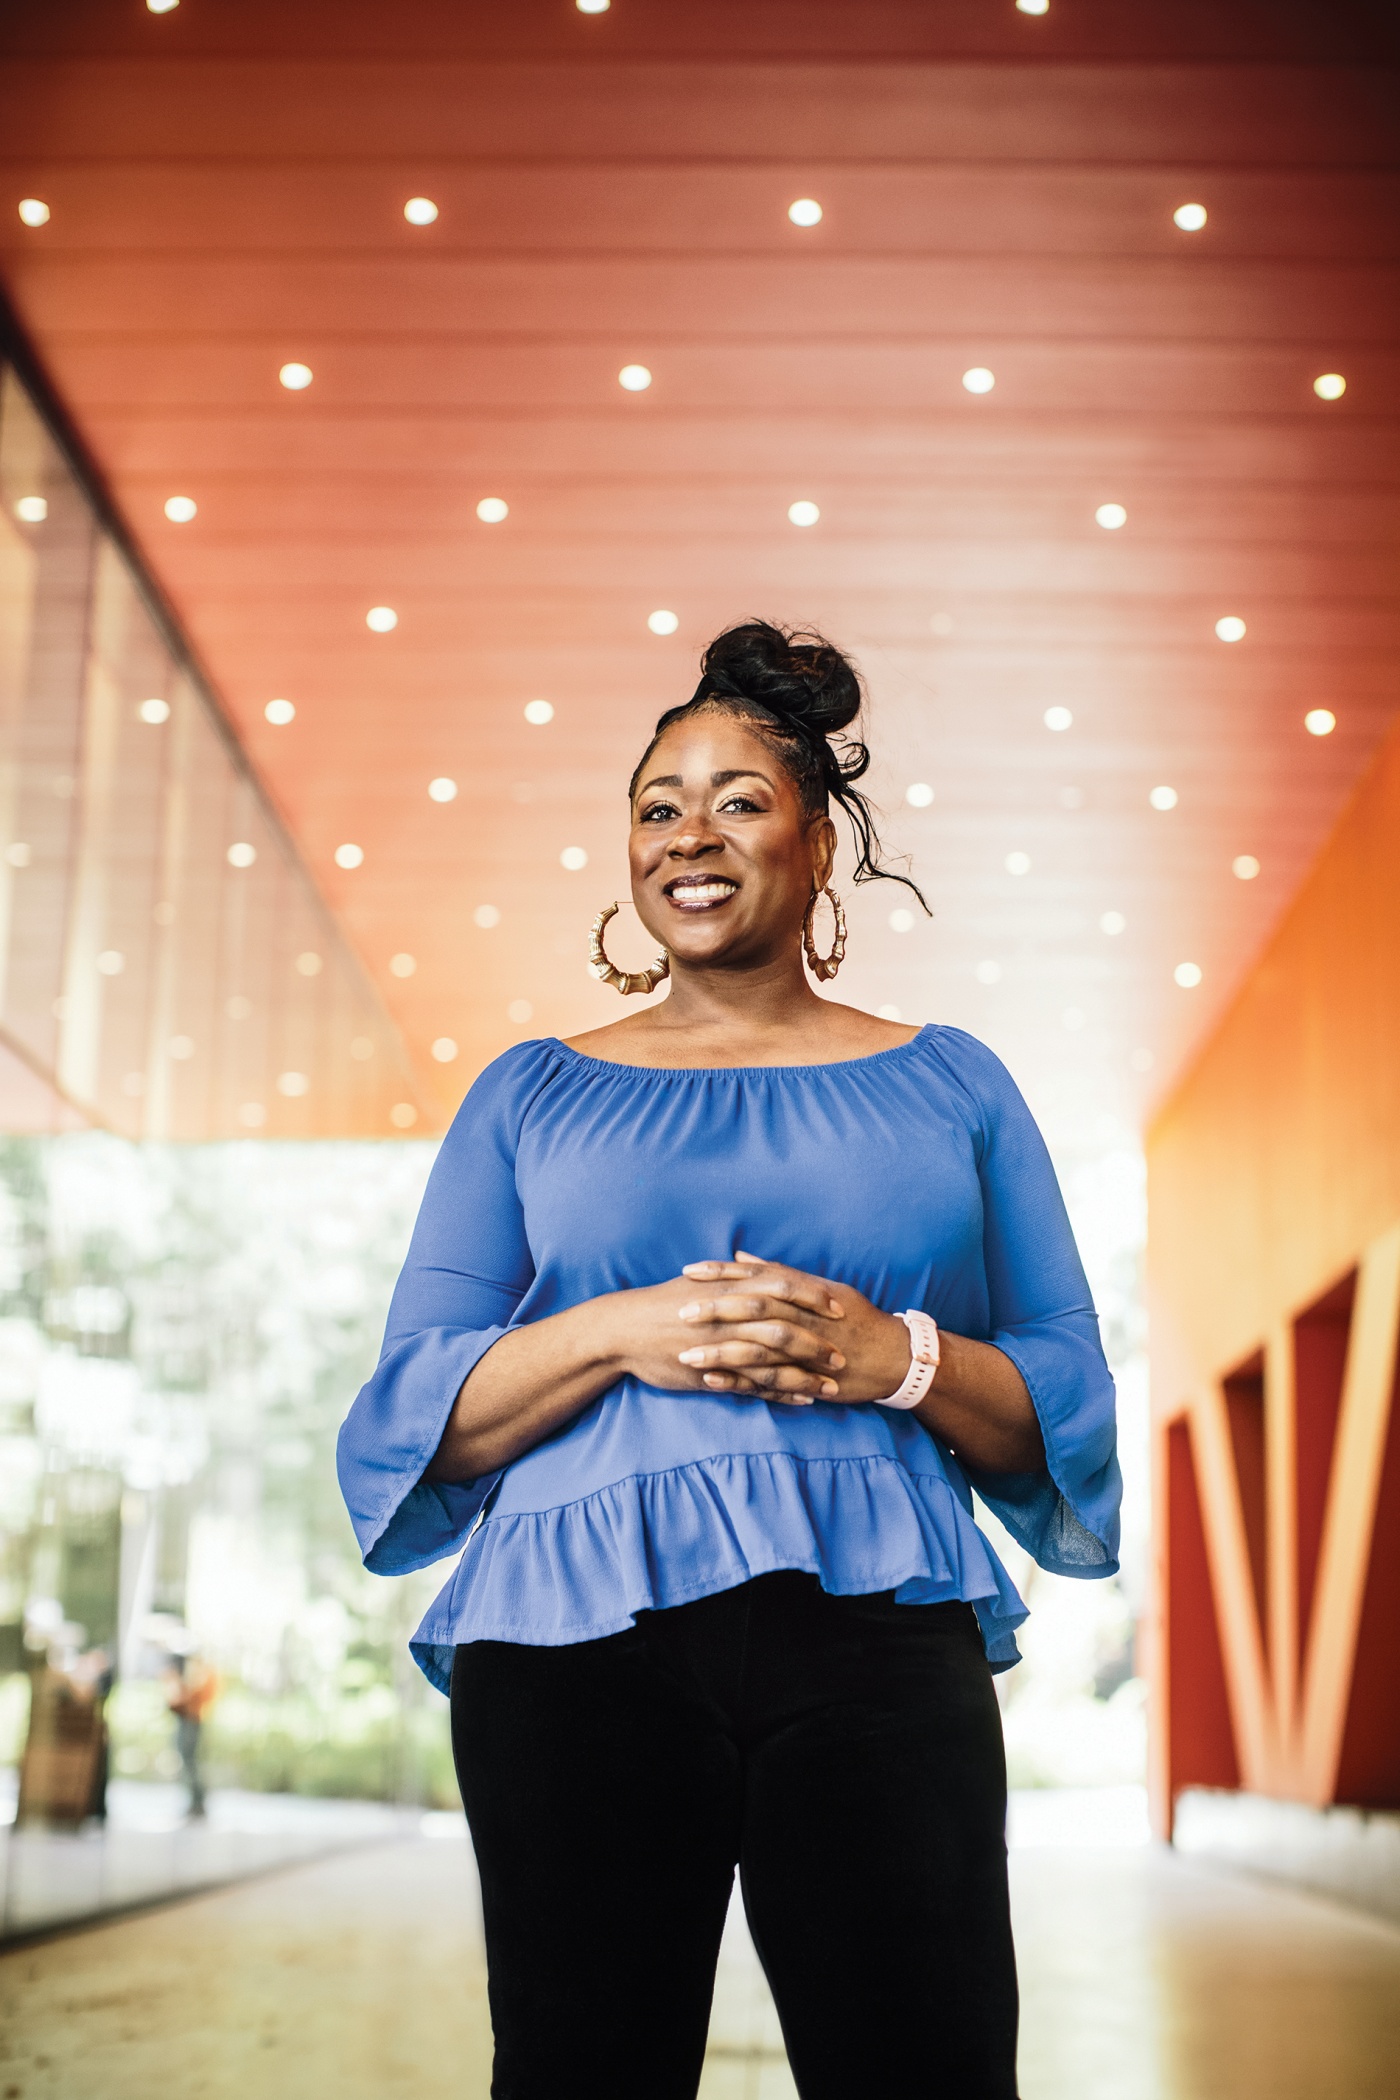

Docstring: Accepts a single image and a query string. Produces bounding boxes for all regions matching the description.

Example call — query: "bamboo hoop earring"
[802,885,847,981]
[588,902,670,996]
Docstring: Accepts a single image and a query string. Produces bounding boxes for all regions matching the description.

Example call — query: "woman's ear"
[810,814,837,891]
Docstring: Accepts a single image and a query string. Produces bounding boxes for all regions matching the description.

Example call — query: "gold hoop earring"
[802,885,847,981]
[589,902,670,996]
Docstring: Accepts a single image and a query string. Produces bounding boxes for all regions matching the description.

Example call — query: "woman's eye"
[718,795,761,814]
[640,802,678,823]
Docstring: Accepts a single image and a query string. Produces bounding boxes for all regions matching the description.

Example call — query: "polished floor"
[2,1809,1397,2100]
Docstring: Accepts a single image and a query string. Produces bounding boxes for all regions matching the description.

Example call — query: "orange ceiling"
[1,1,1397,1142]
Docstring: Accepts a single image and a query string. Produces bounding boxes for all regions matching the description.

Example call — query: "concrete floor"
[2,1824,1398,2100]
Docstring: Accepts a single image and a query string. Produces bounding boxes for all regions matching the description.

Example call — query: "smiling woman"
[338,620,1121,2100]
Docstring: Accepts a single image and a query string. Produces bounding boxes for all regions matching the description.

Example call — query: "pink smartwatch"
[876,1309,941,1410]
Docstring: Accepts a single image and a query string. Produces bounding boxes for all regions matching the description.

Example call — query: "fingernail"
[828,1301,844,1316]
[790,1396,815,1406]
[820,1381,839,1398]
[677,1302,702,1320]
[683,1264,718,1278]
[678,1348,707,1366]
[828,1353,846,1370]
[702,1373,730,1388]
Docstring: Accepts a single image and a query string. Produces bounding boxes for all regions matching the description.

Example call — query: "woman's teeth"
[670,882,737,908]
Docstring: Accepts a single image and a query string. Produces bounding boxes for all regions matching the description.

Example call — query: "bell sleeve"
[336,1046,546,1577]
[936,1032,1122,1577]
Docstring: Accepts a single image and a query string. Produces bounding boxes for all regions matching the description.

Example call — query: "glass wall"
[0,361,422,1140]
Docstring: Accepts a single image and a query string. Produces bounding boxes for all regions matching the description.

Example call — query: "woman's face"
[629,711,834,970]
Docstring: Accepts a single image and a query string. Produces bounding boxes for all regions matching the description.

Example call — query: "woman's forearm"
[912,1331,1045,1474]
[426,1299,627,1482]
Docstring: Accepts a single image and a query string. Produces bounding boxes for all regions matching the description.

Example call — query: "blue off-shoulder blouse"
[338,1025,1121,1692]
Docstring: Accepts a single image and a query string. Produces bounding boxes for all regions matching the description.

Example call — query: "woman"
[339,621,1120,2100]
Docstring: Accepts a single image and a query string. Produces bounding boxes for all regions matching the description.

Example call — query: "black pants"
[451,1571,1018,2100]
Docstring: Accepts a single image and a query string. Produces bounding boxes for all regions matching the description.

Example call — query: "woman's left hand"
[676,1251,1047,1472]
[676,1252,910,1403]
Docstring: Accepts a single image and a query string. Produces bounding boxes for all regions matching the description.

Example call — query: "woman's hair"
[629,619,929,908]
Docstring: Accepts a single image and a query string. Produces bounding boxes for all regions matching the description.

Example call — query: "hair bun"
[698,620,862,740]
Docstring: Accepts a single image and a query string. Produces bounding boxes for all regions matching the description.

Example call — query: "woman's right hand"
[429,1267,847,1482]
[599,1271,846,1405]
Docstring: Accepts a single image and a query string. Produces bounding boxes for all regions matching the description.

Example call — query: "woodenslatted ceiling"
[0,0,1397,1137]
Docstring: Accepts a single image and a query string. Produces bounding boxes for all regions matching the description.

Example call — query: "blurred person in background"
[165,1647,219,1820]
[341,622,1121,2100]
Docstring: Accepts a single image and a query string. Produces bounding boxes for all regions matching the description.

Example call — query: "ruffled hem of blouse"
[408,1448,1029,1693]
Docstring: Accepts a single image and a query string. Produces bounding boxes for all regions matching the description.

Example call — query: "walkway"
[2,1799,1397,2099]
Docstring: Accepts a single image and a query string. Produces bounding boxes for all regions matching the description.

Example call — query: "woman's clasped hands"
[658,1251,913,1407]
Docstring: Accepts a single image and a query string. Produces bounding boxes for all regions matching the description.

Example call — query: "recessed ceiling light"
[389,1102,418,1128]
[507,999,535,1024]
[279,362,313,390]
[476,497,509,522]
[930,612,954,635]
[5,843,30,868]
[390,953,417,977]
[18,199,50,228]
[876,1003,902,1021]
[905,782,935,808]
[560,846,588,871]
[277,1070,310,1097]
[295,952,322,977]
[1215,615,1246,643]
[334,842,364,869]
[227,995,253,1019]
[889,908,915,933]
[164,496,197,522]
[96,949,125,977]
[1060,786,1084,809]
[1100,910,1126,936]
[788,198,823,227]
[15,496,46,522]
[619,364,652,392]
[226,841,257,868]
[265,698,295,725]
[523,699,554,725]
[1005,851,1031,875]
[1095,503,1127,530]
[1016,0,1049,13]
[349,1036,374,1059]
[432,1036,459,1062]
[147,0,180,13]
[1304,708,1336,736]
[138,698,170,724]
[239,1102,266,1128]
[169,1035,196,1061]
[366,606,397,632]
[1173,203,1207,232]
[403,197,439,225]
[473,904,501,929]
[1043,706,1073,732]
[1174,962,1203,988]
[1232,854,1261,880]
[1149,785,1178,811]
[975,960,1003,985]
[1313,372,1346,401]
[428,777,458,802]
[648,609,679,636]
[962,367,995,394]
[788,500,820,527]
[577,0,610,11]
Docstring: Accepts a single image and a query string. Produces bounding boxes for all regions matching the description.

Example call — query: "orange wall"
[1149,712,1400,1397]
[1147,711,1400,1820]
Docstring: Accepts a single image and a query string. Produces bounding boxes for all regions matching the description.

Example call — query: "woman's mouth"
[664,877,739,912]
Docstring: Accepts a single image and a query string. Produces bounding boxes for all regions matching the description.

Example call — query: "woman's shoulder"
[915,1026,1029,1118]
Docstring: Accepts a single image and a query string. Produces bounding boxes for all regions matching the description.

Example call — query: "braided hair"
[629,619,929,909]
